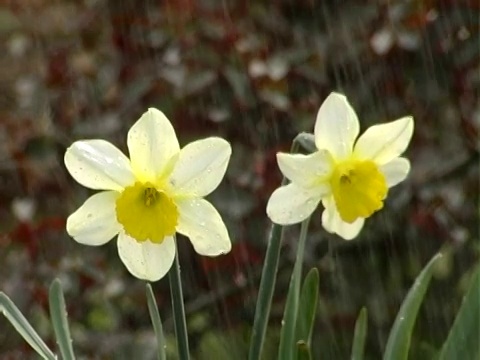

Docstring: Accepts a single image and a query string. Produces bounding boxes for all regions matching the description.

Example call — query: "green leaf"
[248,222,285,360]
[146,283,167,360]
[383,253,443,360]
[296,340,312,360]
[278,276,300,360]
[438,262,480,360]
[49,279,76,360]
[248,137,303,360]
[168,238,190,360]
[0,292,56,360]
[278,218,311,360]
[351,307,368,360]
[295,268,319,346]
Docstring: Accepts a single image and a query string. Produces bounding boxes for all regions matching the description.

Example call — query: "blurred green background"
[0,0,478,359]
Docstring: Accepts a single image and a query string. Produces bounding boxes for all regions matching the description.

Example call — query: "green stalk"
[249,136,306,360]
[278,217,311,360]
[168,237,190,360]
[248,223,286,360]
[146,283,166,360]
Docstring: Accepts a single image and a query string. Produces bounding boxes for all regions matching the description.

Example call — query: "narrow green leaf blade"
[438,263,480,360]
[248,135,302,360]
[296,340,312,360]
[295,268,319,345]
[49,279,75,360]
[351,307,368,360]
[248,223,285,360]
[168,239,190,360]
[278,218,310,360]
[383,253,443,360]
[278,266,302,360]
[0,292,56,360]
[146,283,167,360]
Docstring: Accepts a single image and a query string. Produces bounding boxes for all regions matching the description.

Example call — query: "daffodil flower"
[65,108,232,281]
[267,92,414,240]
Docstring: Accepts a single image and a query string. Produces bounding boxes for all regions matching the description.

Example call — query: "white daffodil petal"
[381,157,411,187]
[117,233,175,281]
[169,137,231,197]
[277,150,333,187]
[66,191,121,246]
[354,116,414,165]
[128,108,180,183]
[321,196,364,240]
[176,198,231,256]
[266,183,326,225]
[65,140,135,191]
[314,92,360,159]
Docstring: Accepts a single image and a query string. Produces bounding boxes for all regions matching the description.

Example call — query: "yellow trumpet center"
[329,159,387,223]
[115,182,179,243]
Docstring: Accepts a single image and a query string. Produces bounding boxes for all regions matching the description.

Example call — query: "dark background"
[0,0,478,359]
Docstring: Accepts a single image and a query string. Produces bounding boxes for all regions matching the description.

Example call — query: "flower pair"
[65,93,414,281]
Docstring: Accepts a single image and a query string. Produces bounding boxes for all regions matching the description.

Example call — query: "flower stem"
[248,137,303,360]
[146,284,166,360]
[248,223,286,360]
[278,216,311,360]
[168,238,190,360]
